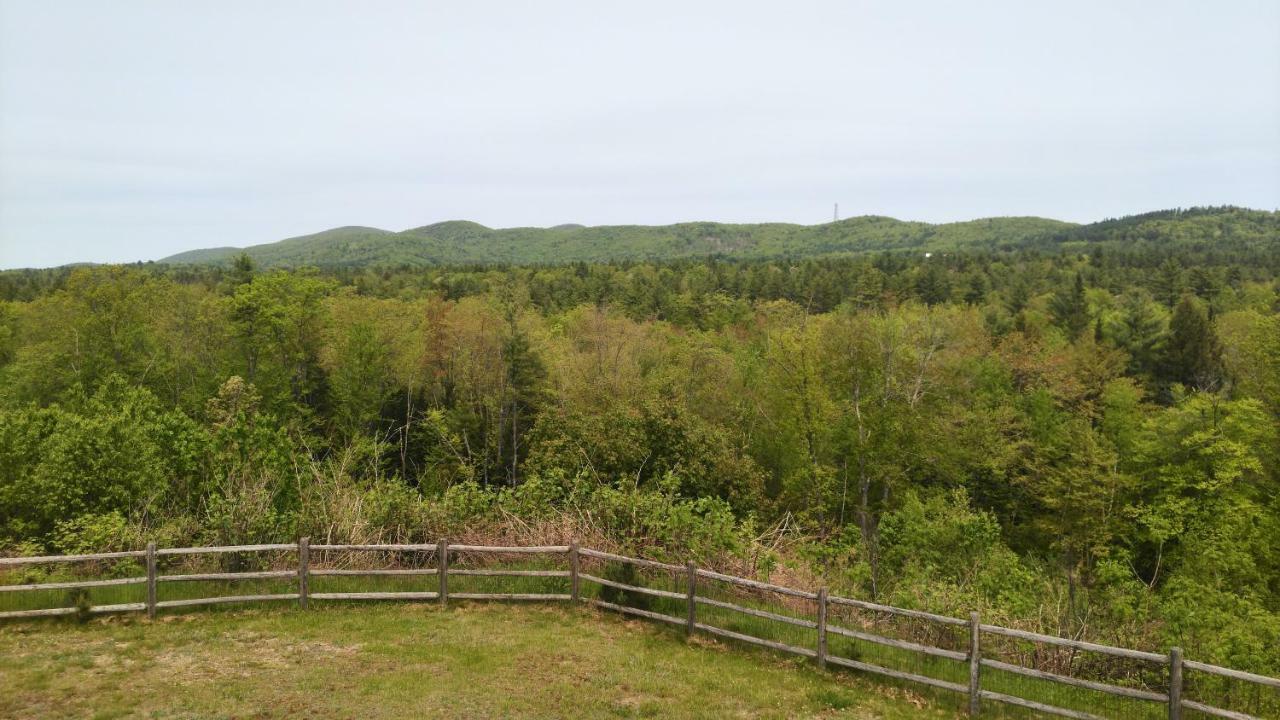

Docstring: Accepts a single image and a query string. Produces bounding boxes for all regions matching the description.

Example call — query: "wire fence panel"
[824,596,970,710]
[977,627,1170,720]
[692,570,820,656]
[445,545,571,599]
[0,553,148,617]
[576,550,688,627]
[309,545,443,600]
[1181,662,1280,720]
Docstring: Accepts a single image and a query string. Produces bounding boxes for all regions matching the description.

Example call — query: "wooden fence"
[2,541,1277,720]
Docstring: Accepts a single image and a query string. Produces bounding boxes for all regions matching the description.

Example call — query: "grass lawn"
[0,602,964,719]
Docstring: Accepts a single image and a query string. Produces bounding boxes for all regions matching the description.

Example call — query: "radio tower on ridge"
[833,203,839,222]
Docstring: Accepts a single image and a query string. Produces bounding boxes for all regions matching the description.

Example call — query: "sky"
[1,1,1278,269]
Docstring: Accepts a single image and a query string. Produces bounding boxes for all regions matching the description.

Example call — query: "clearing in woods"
[0,603,959,719]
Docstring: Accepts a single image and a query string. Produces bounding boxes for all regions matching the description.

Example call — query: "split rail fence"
[2,541,1277,720]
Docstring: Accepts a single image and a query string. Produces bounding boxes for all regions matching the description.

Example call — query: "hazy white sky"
[1,1,1277,269]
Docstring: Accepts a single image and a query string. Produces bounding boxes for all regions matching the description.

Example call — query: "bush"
[0,376,208,543]
[597,561,651,611]
[52,511,140,555]
[68,587,92,624]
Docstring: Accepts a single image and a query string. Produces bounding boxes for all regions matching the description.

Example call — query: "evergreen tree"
[1189,267,1220,301]
[914,262,950,306]
[1161,295,1224,390]
[1116,292,1166,381]
[963,271,989,305]
[1050,272,1090,338]
[1005,278,1031,314]
[225,252,256,293]
[1153,258,1184,308]
[500,325,546,486]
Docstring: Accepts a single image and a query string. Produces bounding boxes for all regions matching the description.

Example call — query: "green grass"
[0,602,963,719]
[7,556,1269,718]
[572,564,1174,720]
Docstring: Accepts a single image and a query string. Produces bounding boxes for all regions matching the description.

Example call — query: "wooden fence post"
[298,537,310,610]
[1169,646,1183,720]
[145,542,157,620]
[569,542,580,602]
[685,562,696,638]
[816,588,828,668]
[438,538,449,608]
[969,611,981,717]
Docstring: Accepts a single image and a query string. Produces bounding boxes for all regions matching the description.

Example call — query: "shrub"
[67,587,92,623]
[597,561,651,611]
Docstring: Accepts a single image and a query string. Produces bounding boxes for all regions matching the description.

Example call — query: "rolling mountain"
[157,207,1277,269]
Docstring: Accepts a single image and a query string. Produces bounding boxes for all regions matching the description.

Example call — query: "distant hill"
[162,226,396,266]
[1045,207,1280,252]
[157,207,1277,269]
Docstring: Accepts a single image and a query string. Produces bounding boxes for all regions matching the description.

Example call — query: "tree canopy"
[1,205,1278,678]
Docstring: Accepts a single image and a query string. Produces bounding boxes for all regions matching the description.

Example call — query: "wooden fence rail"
[2,542,1276,720]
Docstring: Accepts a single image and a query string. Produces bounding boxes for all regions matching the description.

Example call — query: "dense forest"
[1,206,1278,677]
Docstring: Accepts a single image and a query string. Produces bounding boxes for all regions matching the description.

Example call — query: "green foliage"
[227,270,332,413]
[159,215,1080,268]
[598,561,652,610]
[0,376,207,539]
[1128,394,1275,595]
[1050,272,1090,338]
[0,206,1278,677]
[1161,294,1224,390]
[201,376,303,546]
[525,401,765,511]
[1,267,167,402]
[1159,581,1280,678]
[876,489,1042,617]
[52,511,141,555]
[67,586,92,623]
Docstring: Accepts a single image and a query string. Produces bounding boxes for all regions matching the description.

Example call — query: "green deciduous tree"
[227,271,332,414]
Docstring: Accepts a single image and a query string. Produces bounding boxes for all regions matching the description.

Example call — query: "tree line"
[0,231,1277,675]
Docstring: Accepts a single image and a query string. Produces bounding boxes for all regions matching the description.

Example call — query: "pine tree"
[1118,293,1166,380]
[963,271,989,305]
[500,325,546,486]
[1161,295,1224,390]
[1153,258,1184,308]
[914,262,950,306]
[222,252,256,294]
[1050,272,1090,338]
[1189,267,1220,301]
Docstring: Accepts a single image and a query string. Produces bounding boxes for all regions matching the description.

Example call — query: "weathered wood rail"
[2,541,1276,719]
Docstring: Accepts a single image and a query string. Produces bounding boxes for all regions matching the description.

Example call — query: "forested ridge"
[1,206,1278,678]
[152,206,1276,269]
[156,215,1077,268]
